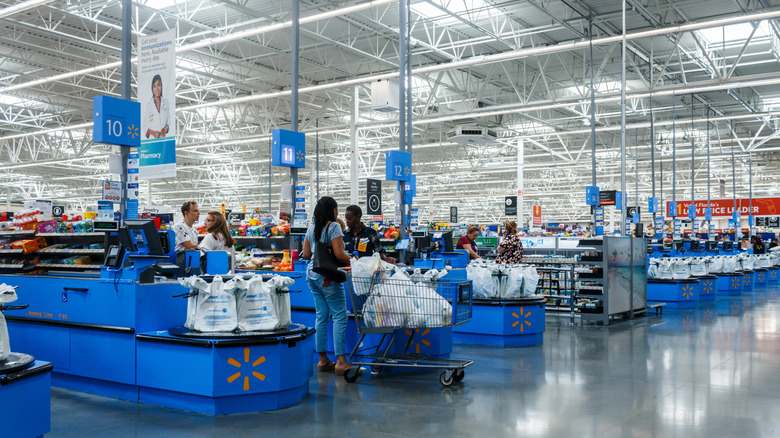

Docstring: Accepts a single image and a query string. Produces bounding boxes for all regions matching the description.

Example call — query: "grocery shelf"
[36,263,102,269]
[0,230,35,236]
[0,249,24,254]
[37,232,106,237]
[0,263,24,268]
[38,248,104,254]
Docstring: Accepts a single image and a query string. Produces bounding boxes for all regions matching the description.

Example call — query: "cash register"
[103,219,179,283]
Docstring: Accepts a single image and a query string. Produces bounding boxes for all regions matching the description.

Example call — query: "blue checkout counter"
[0,353,52,438]
[2,220,314,415]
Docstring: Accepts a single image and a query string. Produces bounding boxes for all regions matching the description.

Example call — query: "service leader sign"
[667,198,780,217]
[138,29,176,179]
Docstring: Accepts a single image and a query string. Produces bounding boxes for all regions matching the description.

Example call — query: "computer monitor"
[706,241,718,251]
[689,240,701,252]
[723,241,733,251]
[120,219,164,255]
[437,230,454,252]
[674,241,685,252]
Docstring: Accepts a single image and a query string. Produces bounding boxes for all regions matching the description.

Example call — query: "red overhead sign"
[667,198,780,217]
[532,205,542,226]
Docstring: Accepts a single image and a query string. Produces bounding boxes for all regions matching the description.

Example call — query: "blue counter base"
[716,273,743,295]
[136,329,314,415]
[51,372,139,402]
[452,300,545,347]
[139,384,309,416]
[696,276,717,301]
[754,269,768,288]
[741,271,755,292]
[0,360,52,438]
[767,268,779,285]
[647,279,699,304]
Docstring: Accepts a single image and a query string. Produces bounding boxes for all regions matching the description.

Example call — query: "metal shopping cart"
[342,270,474,386]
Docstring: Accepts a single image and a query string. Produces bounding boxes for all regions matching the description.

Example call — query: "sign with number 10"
[93,95,141,147]
[385,150,412,181]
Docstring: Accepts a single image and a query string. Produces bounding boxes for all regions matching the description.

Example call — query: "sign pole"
[119,0,131,223]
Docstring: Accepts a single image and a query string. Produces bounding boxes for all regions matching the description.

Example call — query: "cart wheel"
[439,371,454,386]
[344,366,361,383]
[453,369,465,382]
[371,359,385,373]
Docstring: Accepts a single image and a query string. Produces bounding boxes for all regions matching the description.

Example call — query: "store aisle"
[48,288,780,438]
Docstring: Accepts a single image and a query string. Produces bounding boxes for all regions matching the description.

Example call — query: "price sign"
[271,129,306,168]
[93,96,141,147]
[385,150,412,181]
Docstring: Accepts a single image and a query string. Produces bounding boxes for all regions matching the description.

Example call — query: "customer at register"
[496,221,523,264]
[173,201,200,268]
[769,238,779,250]
[343,205,396,264]
[457,225,482,260]
[301,196,356,376]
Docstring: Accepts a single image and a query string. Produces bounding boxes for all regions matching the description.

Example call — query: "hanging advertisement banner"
[138,28,176,179]
[667,198,780,217]
[532,205,542,226]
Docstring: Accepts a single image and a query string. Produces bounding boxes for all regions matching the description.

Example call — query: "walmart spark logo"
[700,307,713,322]
[701,280,713,294]
[227,348,266,391]
[404,328,432,354]
[403,166,411,176]
[512,307,532,332]
[682,284,694,300]
[127,123,139,139]
[770,271,778,281]
[757,272,765,283]
[731,277,741,289]
[744,275,752,287]
[296,150,304,163]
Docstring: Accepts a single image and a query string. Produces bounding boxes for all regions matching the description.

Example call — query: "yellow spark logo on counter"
[404,328,431,354]
[701,280,713,294]
[682,284,694,300]
[731,277,740,288]
[512,307,532,332]
[227,348,266,391]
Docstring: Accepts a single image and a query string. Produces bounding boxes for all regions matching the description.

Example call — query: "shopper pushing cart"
[341,268,474,386]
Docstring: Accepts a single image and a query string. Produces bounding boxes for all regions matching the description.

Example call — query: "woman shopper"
[457,225,482,260]
[198,211,236,271]
[301,196,356,375]
[496,221,524,264]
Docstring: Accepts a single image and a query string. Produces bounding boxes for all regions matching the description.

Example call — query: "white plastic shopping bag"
[671,260,691,279]
[269,276,294,328]
[350,253,384,295]
[193,275,238,332]
[522,266,540,295]
[238,277,278,331]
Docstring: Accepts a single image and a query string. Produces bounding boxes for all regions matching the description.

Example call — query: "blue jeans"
[307,277,347,356]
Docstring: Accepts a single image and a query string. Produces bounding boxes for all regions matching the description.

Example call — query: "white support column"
[350,86,359,205]
[517,139,524,230]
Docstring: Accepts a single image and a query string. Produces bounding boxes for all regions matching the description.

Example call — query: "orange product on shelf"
[12,239,39,253]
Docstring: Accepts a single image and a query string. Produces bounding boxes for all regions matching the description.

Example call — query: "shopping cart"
[342,271,474,386]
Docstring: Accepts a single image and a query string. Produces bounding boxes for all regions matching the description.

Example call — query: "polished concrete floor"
[48,287,780,437]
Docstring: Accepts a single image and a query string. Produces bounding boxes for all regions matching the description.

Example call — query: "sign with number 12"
[385,150,412,181]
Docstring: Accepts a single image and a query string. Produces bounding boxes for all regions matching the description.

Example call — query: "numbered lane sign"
[93,95,141,147]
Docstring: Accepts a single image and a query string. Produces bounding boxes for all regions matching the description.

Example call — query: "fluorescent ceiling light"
[698,22,771,44]
[411,0,489,25]
[143,0,181,10]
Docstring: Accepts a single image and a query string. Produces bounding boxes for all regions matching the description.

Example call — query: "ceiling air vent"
[446,126,497,145]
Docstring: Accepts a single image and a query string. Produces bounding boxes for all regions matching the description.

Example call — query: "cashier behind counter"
[343,205,396,264]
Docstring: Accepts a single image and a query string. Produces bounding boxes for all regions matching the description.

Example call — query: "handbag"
[312,223,348,283]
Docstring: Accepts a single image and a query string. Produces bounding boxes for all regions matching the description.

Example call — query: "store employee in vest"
[343,205,396,263]
[173,201,200,268]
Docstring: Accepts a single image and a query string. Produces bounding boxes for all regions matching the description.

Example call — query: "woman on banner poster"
[144,74,171,139]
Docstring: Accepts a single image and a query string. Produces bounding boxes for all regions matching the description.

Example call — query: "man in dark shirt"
[343,205,396,263]
[769,238,779,250]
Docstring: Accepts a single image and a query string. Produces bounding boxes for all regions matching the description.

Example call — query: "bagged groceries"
[0,284,18,361]
[350,253,385,295]
[193,276,238,332]
[179,274,296,332]
[708,257,724,274]
[723,256,738,272]
[657,258,674,279]
[466,261,538,299]
[671,259,691,279]
[522,266,540,296]
[647,259,659,279]
[690,258,708,276]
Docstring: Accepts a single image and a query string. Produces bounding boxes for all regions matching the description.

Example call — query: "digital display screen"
[93,221,119,231]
